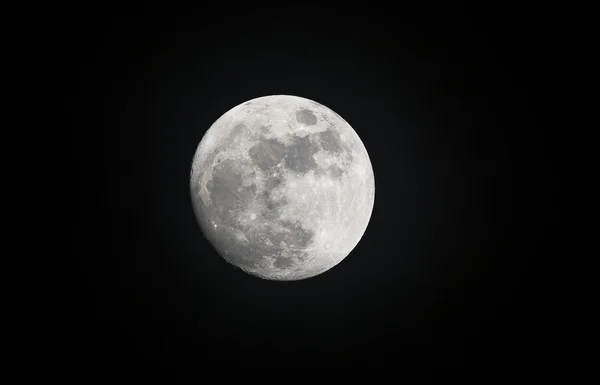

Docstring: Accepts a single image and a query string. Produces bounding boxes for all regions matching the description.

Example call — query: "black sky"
[71,4,554,379]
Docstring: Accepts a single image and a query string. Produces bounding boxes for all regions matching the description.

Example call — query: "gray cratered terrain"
[190,95,375,280]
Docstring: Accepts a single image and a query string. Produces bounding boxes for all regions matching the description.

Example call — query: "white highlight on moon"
[190,95,375,280]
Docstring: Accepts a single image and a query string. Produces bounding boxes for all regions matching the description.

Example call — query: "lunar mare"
[190,95,374,280]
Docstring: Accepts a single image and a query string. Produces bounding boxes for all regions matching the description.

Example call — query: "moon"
[190,95,375,280]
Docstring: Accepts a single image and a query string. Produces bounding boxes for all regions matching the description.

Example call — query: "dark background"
[70,4,554,378]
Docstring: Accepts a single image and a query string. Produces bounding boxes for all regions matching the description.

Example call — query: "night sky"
[71,5,553,378]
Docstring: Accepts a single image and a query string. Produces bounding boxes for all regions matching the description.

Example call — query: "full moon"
[190,95,375,280]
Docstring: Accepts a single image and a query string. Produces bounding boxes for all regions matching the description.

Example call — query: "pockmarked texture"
[190,95,375,280]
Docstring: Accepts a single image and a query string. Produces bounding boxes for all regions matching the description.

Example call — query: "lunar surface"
[190,95,374,280]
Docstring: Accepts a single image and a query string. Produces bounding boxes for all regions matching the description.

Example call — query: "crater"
[284,135,318,173]
[264,174,284,190]
[296,109,317,126]
[248,138,287,170]
[327,164,344,178]
[259,125,271,135]
[257,190,287,220]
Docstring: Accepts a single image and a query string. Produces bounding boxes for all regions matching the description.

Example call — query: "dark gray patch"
[206,159,257,223]
[284,136,318,173]
[280,220,314,249]
[317,128,343,153]
[257,191,287,220]
[274,257,294,269]
[259,125,271,134]
[248,138,286,170]
[231,123,247,137]
[263,175,284,190]
[296,109,317,125]
[327,165,344,178]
